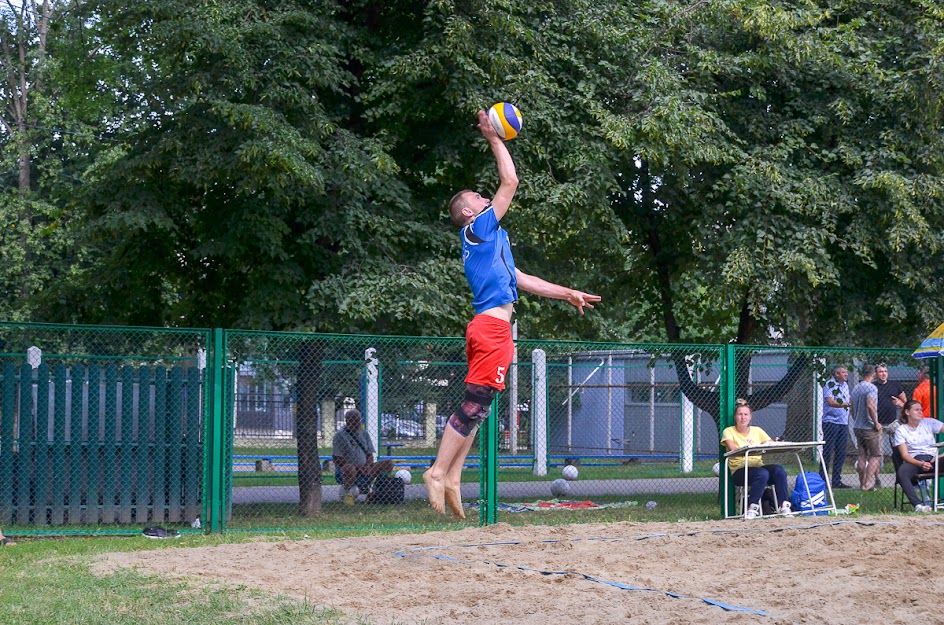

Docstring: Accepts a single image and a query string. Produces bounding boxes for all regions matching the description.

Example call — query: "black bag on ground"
[761,487,777,516]
[367,475,404,504]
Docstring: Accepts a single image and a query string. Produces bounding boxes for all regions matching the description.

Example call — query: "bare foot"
[423,469,445,514]
[444,485,465,519]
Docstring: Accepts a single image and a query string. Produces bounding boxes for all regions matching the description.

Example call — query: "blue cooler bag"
[790,472,829,516]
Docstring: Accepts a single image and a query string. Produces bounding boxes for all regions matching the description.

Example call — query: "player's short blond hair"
[449,189,474,226]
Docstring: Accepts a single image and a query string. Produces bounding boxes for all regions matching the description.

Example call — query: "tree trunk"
[17,146,30,192]
[672,347,809,428]
[782,366,815,441]
[296,341,323,516]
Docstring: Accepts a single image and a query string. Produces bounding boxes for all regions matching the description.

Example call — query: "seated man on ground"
[332,409,394,503]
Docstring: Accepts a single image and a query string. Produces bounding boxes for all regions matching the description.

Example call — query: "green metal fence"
[0,323,211,534]
[0,322,940,535]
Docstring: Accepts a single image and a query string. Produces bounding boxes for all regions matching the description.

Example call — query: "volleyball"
[562,465,579,481]
[395,469,412,484]
[487,102,523,141]
[551,478,571,498]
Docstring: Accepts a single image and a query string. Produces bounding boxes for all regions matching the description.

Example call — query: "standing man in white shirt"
[821,366,852,488]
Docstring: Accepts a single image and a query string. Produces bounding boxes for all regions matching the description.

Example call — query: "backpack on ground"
[367,475,405,504]
[790,471,829,516]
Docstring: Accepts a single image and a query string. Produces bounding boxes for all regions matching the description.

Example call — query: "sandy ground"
[95,516,944,625]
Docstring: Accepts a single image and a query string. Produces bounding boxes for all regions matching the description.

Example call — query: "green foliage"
[2,0,942,350]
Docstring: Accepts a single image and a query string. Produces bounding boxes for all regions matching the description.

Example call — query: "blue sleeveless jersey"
[461,205,518,313]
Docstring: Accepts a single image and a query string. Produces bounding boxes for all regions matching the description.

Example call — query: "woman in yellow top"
[721,399,792,519]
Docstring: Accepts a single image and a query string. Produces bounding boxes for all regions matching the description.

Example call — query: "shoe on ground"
[779,501,796,517]
[915,504,932,514]
[744,503,761,520]
[833,482,852,489]
[142,526,180,539]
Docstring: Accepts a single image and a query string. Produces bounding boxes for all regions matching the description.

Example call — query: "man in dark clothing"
[874,364,906,457]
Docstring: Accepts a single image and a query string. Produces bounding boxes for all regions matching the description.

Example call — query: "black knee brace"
[447,384,498,436]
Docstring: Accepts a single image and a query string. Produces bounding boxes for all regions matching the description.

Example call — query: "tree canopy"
[1,0,942,349]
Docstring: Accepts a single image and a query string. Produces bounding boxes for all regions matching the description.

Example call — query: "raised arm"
[515,268,601,315]
[477,110,518,221]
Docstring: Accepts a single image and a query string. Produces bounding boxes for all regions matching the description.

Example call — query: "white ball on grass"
[550,478,571,498]
[395,469,412,484]
[562,465,579,481]
[712,462,720,477]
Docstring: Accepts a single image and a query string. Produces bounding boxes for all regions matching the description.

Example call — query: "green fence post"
[0,364,14,524]
[34,363,50,526]
[119,366,134,524]
[205,328,225,533]
[68,366,84,525]
[934,357,943,423]
[135,366,151,524]
[185,366,202,523]
[152,366,168,524]
[52,363,67,525]
[102,364,118,524]
[87,365,102,524]
[487,395,499,525]
[477,396,499,526]
[478,424,486,526]
[16,364,31,525]
[719,343,737,518]
[167,366,183,522]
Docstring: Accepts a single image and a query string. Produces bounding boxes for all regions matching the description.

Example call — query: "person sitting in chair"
[332,409,394,504]
[893,400,944,513]
[721,399,794,519]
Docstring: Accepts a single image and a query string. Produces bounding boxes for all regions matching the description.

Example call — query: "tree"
[0,0,58,193]
[0,0,101,320]
[354,0,944,417]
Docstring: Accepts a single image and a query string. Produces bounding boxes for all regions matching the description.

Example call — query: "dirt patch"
[94,516,944,625]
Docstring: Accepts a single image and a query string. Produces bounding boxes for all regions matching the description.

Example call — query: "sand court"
[95,516,944,625]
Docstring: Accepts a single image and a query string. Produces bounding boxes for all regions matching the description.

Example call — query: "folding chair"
[892,447,936,511]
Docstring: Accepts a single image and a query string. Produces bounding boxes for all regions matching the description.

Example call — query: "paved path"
[233,476,721,505]
[232,472,896,505]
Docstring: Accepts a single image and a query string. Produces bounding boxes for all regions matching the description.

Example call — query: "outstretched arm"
[515,269,601,315]
[477,110,518,221]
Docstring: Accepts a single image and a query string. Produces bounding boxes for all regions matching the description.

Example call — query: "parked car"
[380,413,424,438]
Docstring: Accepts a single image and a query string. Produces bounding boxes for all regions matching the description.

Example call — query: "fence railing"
[0,322,939,534]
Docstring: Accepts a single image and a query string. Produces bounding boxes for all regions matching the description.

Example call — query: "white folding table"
[723,440,836,519]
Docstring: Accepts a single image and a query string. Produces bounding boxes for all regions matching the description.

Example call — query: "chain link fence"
[1,322,939,535]
[222,330,473,532]
[483,341,723,524]
[723,346,936,517]
[0,323,210,533]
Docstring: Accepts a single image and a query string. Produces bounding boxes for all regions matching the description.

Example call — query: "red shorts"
[464,315,514,390]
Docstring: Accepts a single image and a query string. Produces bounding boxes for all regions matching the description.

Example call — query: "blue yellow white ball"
[488,102,523,140]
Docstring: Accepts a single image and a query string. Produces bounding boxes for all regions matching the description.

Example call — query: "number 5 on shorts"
[495,366,505,385]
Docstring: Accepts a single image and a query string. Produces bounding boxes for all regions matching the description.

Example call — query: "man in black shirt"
[874,364,906,466]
